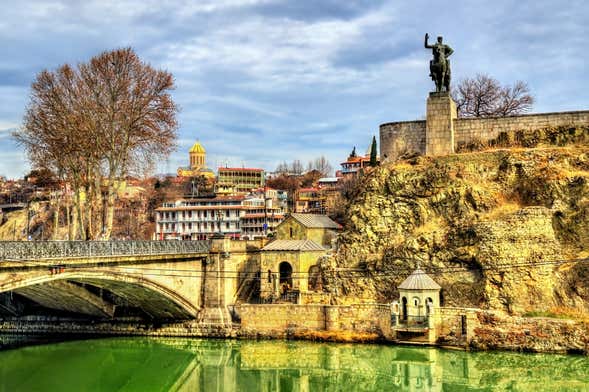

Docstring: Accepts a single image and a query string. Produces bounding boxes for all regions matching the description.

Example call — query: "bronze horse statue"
[424,33,454,92]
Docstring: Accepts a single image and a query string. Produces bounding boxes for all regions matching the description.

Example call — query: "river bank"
[0,307,587,355]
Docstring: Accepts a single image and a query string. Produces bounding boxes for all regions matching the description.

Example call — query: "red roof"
[340,156,370,165]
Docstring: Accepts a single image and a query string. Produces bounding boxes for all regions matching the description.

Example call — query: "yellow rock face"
[334,145,589,314]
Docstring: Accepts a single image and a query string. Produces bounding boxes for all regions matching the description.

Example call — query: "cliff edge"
[332,144,589,314]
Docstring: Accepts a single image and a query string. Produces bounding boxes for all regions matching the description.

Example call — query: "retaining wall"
[454,110,589,146]
[380,109,589,162]
[237,303,391,338]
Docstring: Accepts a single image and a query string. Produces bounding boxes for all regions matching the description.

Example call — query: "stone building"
[275,213,341,248]
[259,239,326,302]
[393,268,441,324]
[177,141,215,179]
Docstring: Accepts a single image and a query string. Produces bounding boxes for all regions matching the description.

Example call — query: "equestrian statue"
[424,33,454,92]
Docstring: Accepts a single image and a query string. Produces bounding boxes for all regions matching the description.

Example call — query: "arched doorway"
[401,297,408,321]
[279,262,293,289]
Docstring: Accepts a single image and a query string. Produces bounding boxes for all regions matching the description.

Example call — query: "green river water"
[0,336,588,391]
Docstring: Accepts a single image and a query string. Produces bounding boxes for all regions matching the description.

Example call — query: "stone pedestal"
[425,92,457,156]
[198,235,232,326]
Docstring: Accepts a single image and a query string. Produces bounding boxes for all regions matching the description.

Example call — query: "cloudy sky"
[0,0,587,178]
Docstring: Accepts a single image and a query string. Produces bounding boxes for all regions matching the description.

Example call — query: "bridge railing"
[0,240,211,261]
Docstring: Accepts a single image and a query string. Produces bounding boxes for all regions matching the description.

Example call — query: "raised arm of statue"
[424,33,433,49]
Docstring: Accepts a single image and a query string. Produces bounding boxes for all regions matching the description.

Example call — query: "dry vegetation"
[291,330,381,343]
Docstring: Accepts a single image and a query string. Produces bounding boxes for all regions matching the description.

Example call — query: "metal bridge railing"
[0,240,211,261]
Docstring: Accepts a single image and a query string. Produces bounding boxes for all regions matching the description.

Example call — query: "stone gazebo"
[391,268,441,342]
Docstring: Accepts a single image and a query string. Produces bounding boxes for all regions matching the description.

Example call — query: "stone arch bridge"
[0,239,243,323]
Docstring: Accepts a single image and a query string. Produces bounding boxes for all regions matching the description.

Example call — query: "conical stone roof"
[398,268,441,290]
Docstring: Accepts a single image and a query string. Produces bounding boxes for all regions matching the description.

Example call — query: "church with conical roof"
[177,140,215,179]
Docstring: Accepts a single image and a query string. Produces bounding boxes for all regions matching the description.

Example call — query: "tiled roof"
[289,213,341,229]
[398,268,441,290]
[262,239,326,251]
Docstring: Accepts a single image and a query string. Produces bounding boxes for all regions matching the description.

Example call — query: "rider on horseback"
[424,33,454,92]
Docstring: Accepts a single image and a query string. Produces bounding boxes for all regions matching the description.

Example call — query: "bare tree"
[452,74,534,118]
[275,161,289,174]
[14,48,178,240]
[290,160,304,175]
[307,156,333,177]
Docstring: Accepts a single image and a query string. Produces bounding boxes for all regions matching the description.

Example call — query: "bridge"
[0,240,239,322]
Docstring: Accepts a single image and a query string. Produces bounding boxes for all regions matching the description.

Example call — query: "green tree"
[369,136,378,167]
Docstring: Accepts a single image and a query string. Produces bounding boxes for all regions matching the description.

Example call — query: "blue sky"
[0,0,587,178]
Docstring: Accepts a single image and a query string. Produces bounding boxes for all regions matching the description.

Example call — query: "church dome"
[189,141,206,154]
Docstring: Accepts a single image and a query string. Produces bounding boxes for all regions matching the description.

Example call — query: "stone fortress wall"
[380,96,589,162]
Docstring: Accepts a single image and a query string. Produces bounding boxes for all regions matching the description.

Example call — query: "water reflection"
[0,336,587,391]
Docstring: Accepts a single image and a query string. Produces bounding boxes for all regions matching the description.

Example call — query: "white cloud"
[0,0,588,179]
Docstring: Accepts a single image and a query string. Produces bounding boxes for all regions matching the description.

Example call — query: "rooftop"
[398,268,441,290]
[189,141,206,154]
[289,213,341,229]
[262,239,326,252]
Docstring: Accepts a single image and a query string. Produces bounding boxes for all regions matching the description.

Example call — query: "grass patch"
[522,307,589,323]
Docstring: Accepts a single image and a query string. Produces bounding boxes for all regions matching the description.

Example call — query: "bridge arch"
[0,270,200,320]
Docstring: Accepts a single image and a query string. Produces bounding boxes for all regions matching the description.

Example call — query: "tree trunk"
[103,182,116,240]
[52,192,61,240]
[74,188,86,240]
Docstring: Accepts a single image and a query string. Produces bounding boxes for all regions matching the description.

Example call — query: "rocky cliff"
[330,145,589,314]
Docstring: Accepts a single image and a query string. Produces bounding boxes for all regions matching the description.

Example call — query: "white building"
[155,189,289,240]
[155,196,244,240]
[240,188,288,239]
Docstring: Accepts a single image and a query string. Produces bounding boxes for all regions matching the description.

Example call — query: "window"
[226,222,230,229]
[413,298,420,307]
